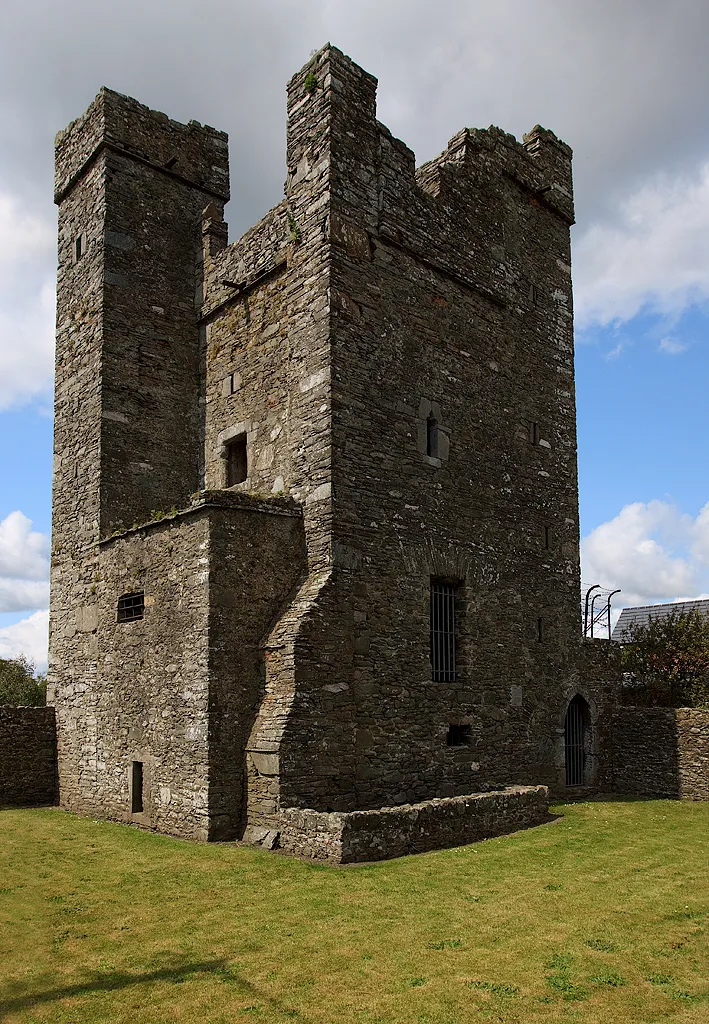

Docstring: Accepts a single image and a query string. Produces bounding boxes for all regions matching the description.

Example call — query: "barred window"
[117,591,144,623]
[430,579,457,682]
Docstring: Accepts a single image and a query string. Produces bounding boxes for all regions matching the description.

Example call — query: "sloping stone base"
[263,786,550,863]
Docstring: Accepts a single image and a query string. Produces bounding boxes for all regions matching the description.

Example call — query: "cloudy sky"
[2,0,709,666]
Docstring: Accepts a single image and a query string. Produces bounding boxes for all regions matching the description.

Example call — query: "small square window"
[226,434,248,486]
[118,592,145,623]
[446,724,471,746]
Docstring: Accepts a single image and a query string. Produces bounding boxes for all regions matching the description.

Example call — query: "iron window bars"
[430,580,457,682]
[117,591,145,623]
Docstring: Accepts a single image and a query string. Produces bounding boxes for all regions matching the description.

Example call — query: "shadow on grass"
[0,958,307,1021]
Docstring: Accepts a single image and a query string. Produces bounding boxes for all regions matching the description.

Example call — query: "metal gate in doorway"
[564,696,587,786]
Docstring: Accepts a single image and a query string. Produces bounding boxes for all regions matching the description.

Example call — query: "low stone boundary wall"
[276,785,550,863]
[610,708,709,800]
[0,707,57,806]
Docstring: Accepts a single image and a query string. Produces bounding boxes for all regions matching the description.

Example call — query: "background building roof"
[612,599,709,642]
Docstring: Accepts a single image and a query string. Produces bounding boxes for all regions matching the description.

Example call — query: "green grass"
[1,799,708,1022]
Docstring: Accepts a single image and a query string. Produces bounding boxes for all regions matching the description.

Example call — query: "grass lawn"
[1,800,708,1023]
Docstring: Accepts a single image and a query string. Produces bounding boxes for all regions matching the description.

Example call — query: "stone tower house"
[49,45,588,861]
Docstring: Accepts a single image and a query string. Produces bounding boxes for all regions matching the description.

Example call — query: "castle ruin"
[47,45,612,861]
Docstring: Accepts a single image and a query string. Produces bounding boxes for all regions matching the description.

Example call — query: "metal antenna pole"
[584,584,601,638]
[606,589,621,640]
[590,590,604,638]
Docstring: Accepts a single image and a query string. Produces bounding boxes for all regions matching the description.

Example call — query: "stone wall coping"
[99,489,303,546]
[282,785,548,824]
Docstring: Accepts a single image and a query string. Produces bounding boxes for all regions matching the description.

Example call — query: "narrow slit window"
[430,579,457,682]
[131,761,144,813]
[529,283,539,304]
[537,616,544,643]
[426,414,439,458]
[74,234,86,261]
[446,723,471,746]
[118,591,144,623]
[529,421,540,446]
[226,434,248,486]
[544,525,551,550]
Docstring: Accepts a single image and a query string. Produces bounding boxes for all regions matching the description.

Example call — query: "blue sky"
[2,0,709,666]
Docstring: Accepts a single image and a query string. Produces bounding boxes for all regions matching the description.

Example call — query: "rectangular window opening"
[74,234,85,261]
[426,415,439,458]
[118,591,144,623]
[529,421,540,445]
[537,616,544,643]
[226,434,248,486]
[544,525,551,550]
[447,723,471,747]
[131,761,144,814]
[430,579,458,682]
[529,283,539,304]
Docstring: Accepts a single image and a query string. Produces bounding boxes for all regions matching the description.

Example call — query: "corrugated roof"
[611,599,709,642]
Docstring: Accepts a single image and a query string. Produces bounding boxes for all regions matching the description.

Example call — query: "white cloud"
[0,510,50,580]
[574,161,709,328]
[0,511,50,613]
[0,609,49,671]
[658,336,688,355]
[0,188,56,410]
[581,500,709,609]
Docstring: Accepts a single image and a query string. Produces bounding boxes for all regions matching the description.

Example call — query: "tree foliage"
[0,655,46,707]
[620,609,709,708]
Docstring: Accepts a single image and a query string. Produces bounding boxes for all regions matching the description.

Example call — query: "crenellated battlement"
[55,87,229,205]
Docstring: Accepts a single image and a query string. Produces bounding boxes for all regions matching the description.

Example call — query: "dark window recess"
[537,616,544,642]
[74,234,85,261]
[529,283,539,304]
[447,723,471,746]
[430,579,457,682]
[131,761,144,813]
[226,434,248,486]
[426,414,439,458]
[117,591,145,623]
[544,525,551,550]
[529,421,540,445]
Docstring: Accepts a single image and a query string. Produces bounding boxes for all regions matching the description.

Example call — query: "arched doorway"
[564,695,589,786]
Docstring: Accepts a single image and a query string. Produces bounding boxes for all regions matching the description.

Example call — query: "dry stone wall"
[0,708,57,806]
[609,708,709,800]
[278,785,550,863]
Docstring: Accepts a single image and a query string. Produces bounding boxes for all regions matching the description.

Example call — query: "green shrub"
[0,655,46,706]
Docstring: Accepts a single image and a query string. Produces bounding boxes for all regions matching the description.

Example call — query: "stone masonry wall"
[265,46,582,810]
[206,493,307,839]
[278,785,550,863]
[0,707,57,806]
[609,708,709,800]
[56,510,212,839]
